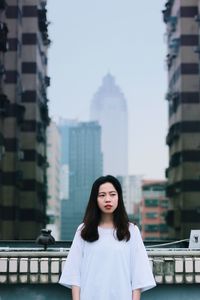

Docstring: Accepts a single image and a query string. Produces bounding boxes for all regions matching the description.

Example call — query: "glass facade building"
[60,121,102,240]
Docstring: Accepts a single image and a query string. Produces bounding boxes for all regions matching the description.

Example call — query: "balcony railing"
[0,244,200,285]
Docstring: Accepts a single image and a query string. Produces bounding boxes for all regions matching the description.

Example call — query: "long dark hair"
[81,175,130,242]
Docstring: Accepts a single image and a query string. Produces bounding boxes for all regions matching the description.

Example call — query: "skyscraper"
[60,121,102,240]
[90,73,128,177]
[0,1,50,239]
[163,0,200,238]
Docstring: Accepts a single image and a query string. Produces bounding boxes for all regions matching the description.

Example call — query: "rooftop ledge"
[0,247,200,285]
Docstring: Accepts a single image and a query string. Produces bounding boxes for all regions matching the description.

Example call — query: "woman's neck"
[99,214,114,228]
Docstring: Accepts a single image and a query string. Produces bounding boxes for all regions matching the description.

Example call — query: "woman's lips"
[105,205,112,209]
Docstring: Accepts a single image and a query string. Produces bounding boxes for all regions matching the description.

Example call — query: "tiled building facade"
[0,0,50,239]
[163,0,200,238]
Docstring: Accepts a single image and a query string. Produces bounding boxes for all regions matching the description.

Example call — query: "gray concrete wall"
[0,284,200,300]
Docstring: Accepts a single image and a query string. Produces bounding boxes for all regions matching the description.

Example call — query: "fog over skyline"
[48,0,168,179]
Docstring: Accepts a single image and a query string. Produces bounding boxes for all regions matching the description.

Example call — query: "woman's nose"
[105,196,111,202]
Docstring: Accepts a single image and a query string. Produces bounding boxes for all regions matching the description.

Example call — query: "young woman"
[59,175,156,300]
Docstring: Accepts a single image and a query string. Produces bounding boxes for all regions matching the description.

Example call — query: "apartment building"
[141,180,169,240]
[163,0,200,238]
[0,0,50,239]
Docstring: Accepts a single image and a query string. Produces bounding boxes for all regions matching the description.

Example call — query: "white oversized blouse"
[59,223,156,300]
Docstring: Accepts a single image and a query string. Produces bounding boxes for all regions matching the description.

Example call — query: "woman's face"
[97,182,118,214]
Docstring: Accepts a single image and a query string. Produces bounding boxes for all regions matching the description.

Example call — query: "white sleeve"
[59,225,84,289]
[130,224,156,292]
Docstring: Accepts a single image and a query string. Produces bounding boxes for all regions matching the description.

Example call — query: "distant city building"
[117,175,142,215]
[133,202,141,226]
[58,118,78,165]
[141,180,169,240]
[46,120,61,240]
[60,164,69,200]
[163,0,200,238]
[0,1,50,239]
[90,73,128,176]
[128,175,143,207]
[61,121,102,240]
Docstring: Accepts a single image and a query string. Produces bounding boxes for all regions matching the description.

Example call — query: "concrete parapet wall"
[0,249,200,285]
[150,249,200,284]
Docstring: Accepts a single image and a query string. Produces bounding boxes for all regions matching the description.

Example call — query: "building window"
[21,120,36,132]
[8,38,18,51]
[153,185,165,192]
[5,70,18,83]
[181,92,199,104]
[144,224,159,232]
[145,212,158,219]
[181,63,199,75]
[160,200,169,208]
[22,90,37,103]
[145,199,159,207]
[180,35,198,46]
[0,22,8,52]
[22,33,37,45]
[160,224,168,233]
[5,138,18,151]
[6,6,18,18]
[22,62,37,73]
[180,6,198,18]
[22,5,37,17]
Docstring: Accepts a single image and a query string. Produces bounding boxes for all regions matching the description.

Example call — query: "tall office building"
[58,119,78,241]
[46,120,61,240]
[58,118,78,241]
[58,118,78,165]
[58,119,78,197]
[0,1,50,239]
[90,73,128,176]
[61,121,102,240]
[163,0,200,238]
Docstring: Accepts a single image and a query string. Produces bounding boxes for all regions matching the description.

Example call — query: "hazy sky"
[47,0,168,179]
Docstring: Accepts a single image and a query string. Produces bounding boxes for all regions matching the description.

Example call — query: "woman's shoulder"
[75,223,85,238]
[129,222,139,230]
[72,224,85,243]
[77,223,84,231]
[128,222,141,236]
